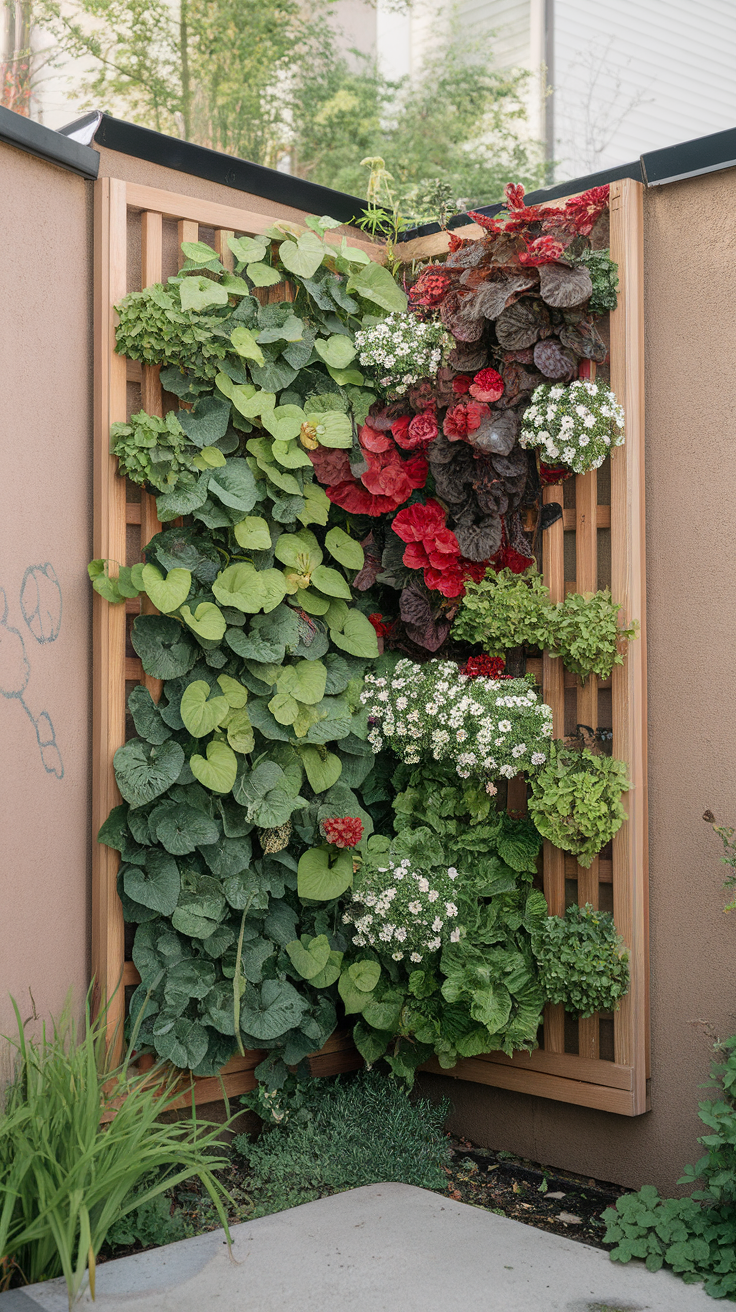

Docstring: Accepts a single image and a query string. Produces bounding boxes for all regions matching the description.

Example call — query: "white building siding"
[553,0,736,179]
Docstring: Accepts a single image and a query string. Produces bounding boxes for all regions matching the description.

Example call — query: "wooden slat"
[92,178,128,1059]
[563,505,610,530]
[125,657,144,680]
[566,856,612,884]
[214,228,235,272]
[420,1055,637,1114]
[125,502,141,524]
[525,656,611,691]
[609,178,649,1109]
[480,1047,632,1090]
[541,482,566,1054]
[126,359,142,383]
[139,210,165,705]
[575,461,600,1060]
[122,960,140,986]
[124,180,382,259]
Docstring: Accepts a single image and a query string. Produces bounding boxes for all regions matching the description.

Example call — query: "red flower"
[360,423,393,453]
[469,367,504,403]
[362,447,426,501]
[448,233,464,253]
[308,447,352,485]
[403,411,438,450]
[368,613,391,637]
[462,655,507,679]
[392,499,446,543]
[452,374,472,395]
[460,559,488,584]
[518,236,566,267]
[390,415,411,447]
[466,210,502,233]
[321,816,364,848]
[403,541,430,569]
[444,400,490,441]
[424,562,465,597]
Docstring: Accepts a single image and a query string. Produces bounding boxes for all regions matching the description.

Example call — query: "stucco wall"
[0,142,94,1079]
[418,167,736,1194]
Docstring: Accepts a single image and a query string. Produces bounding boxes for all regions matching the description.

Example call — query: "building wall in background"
[0,140,93,1081]
[419,164,736,1194]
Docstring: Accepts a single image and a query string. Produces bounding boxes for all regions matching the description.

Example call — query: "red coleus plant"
[409,265,452,309]
[321,817,364,848]
[468,367,504,403]
[518,236,566,267]
[315,422,428,516]
[443,399,490,441]
[563,185,609,236]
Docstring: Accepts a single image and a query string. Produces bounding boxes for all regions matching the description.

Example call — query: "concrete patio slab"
[0,1183,717,1311]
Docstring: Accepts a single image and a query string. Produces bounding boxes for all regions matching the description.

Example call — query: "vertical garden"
[93,188,635,1091]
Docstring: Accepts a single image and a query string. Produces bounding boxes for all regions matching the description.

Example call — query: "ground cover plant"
[94,185,634,1099]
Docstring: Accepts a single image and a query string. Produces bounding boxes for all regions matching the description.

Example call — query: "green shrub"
[528,745,630,868]
[106,1191,192,1251]
[680,1034,736,1207]
[451,567,552,655]
[233,1070,450,1215]
[0,997,232,1304]
[548,589,638,684]
[533,903,630,1016]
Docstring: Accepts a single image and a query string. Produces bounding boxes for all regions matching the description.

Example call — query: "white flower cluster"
[353,312,451,396]
[361,659,553,781]
[519,379,625,475]
[343,853,461,962]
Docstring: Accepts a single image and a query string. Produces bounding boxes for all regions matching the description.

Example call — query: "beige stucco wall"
[0,141,94,1079]
[419,166,736,1194]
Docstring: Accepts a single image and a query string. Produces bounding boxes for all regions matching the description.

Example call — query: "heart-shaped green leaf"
[124,849,180,916]
[272,439,313,469]
[311,565,351,599]
[247,262,283,287]
[346,261,408,313]
[180,239,220,266]
[297,845,353,901]
[298,745,342,792]
[314,335,357,369]
[325,527,364,570]
[141,564,192,614]
[274,530,323,575]
[306,411,352,449]
[212,563,267,613]
[190,740,238,793]
[233,515,272,550]
[230,325,265,365]
[298,483,330,527]
[191,448,226,470]
[262,404,306,442]
[179,602,226,640]
[113,738,185,807]
[285,934,331,980]
[257,314,304,344]
[208,459,258,512]
[217,674,248,708]
[330,608,379,657]
[279,234,324,279]
[228,234,269,264]
[179,276,229,311]
[225,707,255,754]
[280,659,327,705]
[292,587,330,616]
[348,958,381,992]
[326,365,364,386]
[268,688,299,725]
[180,679,229,736]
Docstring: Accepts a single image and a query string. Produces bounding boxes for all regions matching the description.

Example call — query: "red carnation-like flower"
[390,415,411,447]
[321,816,364,848]
[452,374,472,395]
[398,410,438,451]
[360,423,393,453]
[424,562,466,597]
[392,498,446,543]
[444,400,490,441]
[462,655,507,679]
[518,236,566,267]
[468,367,504,403]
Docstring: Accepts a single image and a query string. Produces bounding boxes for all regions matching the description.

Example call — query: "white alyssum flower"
[520,379,624,474]
[343,848,463,959]
[354,312,452,399]
[364,659,552,785]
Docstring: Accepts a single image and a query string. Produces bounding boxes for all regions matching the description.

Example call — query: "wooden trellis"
[92,178,377,1101]
[419,179,649,1115]
[92,176,648,1115]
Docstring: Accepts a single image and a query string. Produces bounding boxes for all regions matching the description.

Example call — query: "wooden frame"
[406,180,648,1114]
[93,176,647,1114]
[92,177,376,1089]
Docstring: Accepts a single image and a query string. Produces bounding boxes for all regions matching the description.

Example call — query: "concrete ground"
[0,1183,718,1312]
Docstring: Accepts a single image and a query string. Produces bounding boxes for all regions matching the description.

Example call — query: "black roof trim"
[0,104,99,179]
[398,160,643,242]
[641,125,736,186]
[62,113,368,225]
